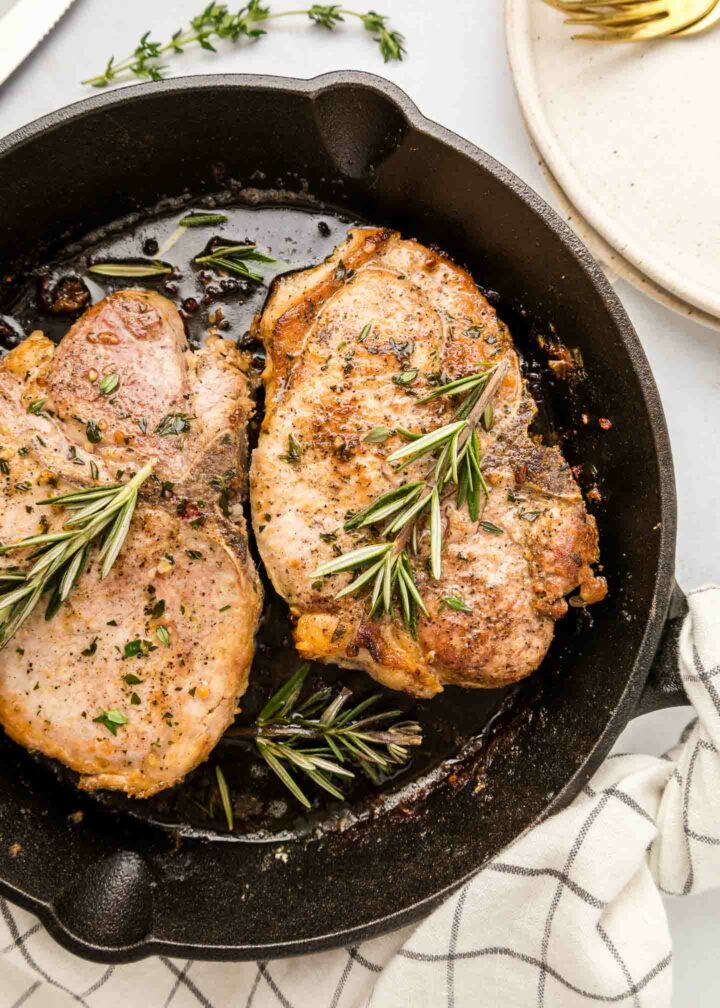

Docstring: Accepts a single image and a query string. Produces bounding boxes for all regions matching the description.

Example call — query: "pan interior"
[0,77,671,958]
[0,196,592,841]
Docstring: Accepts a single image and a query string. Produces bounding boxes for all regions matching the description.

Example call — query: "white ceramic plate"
[527,133,720,331]
[505,0,720,319]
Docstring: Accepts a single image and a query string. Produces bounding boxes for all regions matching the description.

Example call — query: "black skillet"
[0,72,687,962]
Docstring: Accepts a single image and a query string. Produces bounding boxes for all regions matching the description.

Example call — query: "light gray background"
[0,0,717,1003]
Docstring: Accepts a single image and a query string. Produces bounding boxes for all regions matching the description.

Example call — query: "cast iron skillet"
[0,72,687,962]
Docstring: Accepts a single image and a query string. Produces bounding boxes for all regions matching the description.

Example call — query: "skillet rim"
[0,70,677,961]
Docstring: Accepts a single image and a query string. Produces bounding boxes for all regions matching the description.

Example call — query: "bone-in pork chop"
[0,290,261,796]
[250,228,606,698]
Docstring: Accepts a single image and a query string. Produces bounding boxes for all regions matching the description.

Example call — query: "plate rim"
[525,128,720,333]
[505,0,720,320]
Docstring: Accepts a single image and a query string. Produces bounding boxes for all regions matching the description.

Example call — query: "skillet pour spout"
[0,72,678,962]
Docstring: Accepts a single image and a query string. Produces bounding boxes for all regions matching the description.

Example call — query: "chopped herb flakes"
[86,420,102,443]
[392,368,418,387]
[358,323,373,342]
[363,426,393,444]
[519,510,542,523]
[99,373,119,395]
[438,595,473,614]
[123,673,142,685]
[156,625,170,647]
[27,398,47,415]
[93,709,128,736]
[123,638,157,658]
[144,598,165,619]
[480,521,503,535]
[209,469,236,517]
[155,413,192,436]
[81,637,98,657]
[281,433,302,464]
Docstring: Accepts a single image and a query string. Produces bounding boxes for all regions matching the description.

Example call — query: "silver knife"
[0,0,75,87]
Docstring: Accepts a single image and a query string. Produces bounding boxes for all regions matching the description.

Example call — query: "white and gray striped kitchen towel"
[2,585,720,1008]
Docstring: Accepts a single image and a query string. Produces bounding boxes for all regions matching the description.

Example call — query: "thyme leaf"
[99,373,120,395]
[363,426,393,444]
[93,709,129,736]
[154,413,192,436]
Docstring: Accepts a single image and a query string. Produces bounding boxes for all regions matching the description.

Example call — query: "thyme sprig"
[227,662,422,808]
[82,3,405,88]
[310,361,509,631]
[0,463,153,651]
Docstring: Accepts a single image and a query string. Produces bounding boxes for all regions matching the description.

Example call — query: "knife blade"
[0,0,75,87]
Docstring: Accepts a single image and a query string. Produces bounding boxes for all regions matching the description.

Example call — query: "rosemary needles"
[193,242,280,282]
[0,463,153,651]
[310,361,509,631]
[227,663,422,809]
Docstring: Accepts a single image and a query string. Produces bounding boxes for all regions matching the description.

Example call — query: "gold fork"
[543,0,719,39]
[564,4,668,27]
[543,0,669,29]
[674,0,720,30]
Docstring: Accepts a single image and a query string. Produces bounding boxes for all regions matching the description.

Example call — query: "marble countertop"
[0,0,718,1002]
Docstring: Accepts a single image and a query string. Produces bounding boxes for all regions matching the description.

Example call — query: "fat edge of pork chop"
[251,227,606,698]
[0,291,262,797]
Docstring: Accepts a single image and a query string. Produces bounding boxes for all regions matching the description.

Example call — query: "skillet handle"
[633,581,689,717]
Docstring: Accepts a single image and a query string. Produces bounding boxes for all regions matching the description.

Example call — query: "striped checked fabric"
[1,586,719,1008]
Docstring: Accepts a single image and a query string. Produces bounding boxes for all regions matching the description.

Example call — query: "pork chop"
[0,290,262,797]
[250,228,606,698]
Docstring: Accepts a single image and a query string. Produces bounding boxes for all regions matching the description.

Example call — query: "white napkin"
[1,586,718,1008]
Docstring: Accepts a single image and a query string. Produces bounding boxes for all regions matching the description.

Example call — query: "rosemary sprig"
[82,3,405,88]
[310,360,509,630]
[88,261,172,278]
[179,213,228,227]
[193,242,279,282]
[227,663,422,808]
[215,765,234,831]
[0,463,153,651]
